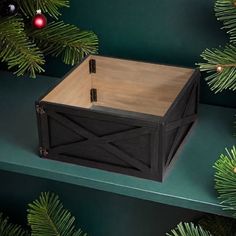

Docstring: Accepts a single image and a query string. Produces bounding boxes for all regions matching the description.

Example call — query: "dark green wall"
[43,0,236,107]
[0,170,202,235]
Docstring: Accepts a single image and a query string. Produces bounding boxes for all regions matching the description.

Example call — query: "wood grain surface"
[42,55,194,116]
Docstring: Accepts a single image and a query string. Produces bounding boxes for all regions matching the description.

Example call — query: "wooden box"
[36,55,200,182]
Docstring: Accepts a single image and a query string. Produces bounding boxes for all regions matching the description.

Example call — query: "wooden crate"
[36,55,200,181]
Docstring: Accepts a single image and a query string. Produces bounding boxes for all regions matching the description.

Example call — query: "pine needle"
[27,192,87,236]
[0,1,98,78]
[197,0,236,93]
[214,146,236,217]
[17,0,69,19]
[0,16,45,78]
[215,0,236,43]
[166,222,212,236]
[0,213,29,236]
[28,21,98,65]
[198,45,236,93]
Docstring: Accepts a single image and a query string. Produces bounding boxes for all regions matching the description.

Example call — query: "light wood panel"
[42,55,194,117]
[42,56,92,108]
[92,56,194,116]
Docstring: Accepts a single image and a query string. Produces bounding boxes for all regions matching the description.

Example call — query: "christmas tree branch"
[0,213,29,236]
[215,0,236,43]
[28,21,98,65]
[17,0,69,19]
[198,44,236,92]
[27,192,86,236]
[166,222,212,236]
[0,17,45,78]
[214,146,236,217]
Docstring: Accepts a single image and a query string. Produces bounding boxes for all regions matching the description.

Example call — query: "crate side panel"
[47,113,134,168]
[44,106,155,177]
[162,72,199,171]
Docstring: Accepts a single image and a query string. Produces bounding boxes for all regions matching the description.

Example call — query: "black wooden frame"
[36,56,200,182]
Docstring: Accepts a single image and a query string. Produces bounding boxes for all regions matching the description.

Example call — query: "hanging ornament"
[32,10,47,29]
[0,0,18,16]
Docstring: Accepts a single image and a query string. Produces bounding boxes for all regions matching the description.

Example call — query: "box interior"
[42,55,194,117]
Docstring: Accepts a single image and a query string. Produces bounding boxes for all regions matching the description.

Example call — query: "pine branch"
[0,213,29,236]
[17,0,69,19]
[27,192,87,236]
[72,229,87,236]
[198,0,236,92]
[28,21,98,65]
[214,146,236,217]
[166,222,212,236]
[0,17,45,78]
[198,44,236,92]
[215,0,236,43]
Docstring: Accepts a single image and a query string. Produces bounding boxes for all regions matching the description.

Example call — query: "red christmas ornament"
[32,10,47,29]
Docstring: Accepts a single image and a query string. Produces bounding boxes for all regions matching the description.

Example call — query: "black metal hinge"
[39,147,48,157]
[36,104,45,115]
[90,88,97,102]
[89,59,96,73]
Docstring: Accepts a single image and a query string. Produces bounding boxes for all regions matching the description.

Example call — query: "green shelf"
[0,71,235,217]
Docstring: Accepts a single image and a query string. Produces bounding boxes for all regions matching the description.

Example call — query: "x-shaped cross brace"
[47,110,153,173]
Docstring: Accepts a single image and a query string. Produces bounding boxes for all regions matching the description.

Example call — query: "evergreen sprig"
[27,192,86,236]
[215,0,236,43]
[17,0,69,19]
[0,16,45,78]
[0,0,98,78]
[28,21,98,65]
[166,222,212,236]
[199,45,236,92]
[198,0,236,92]
[214,146,236,217]
[0,213,29,236]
